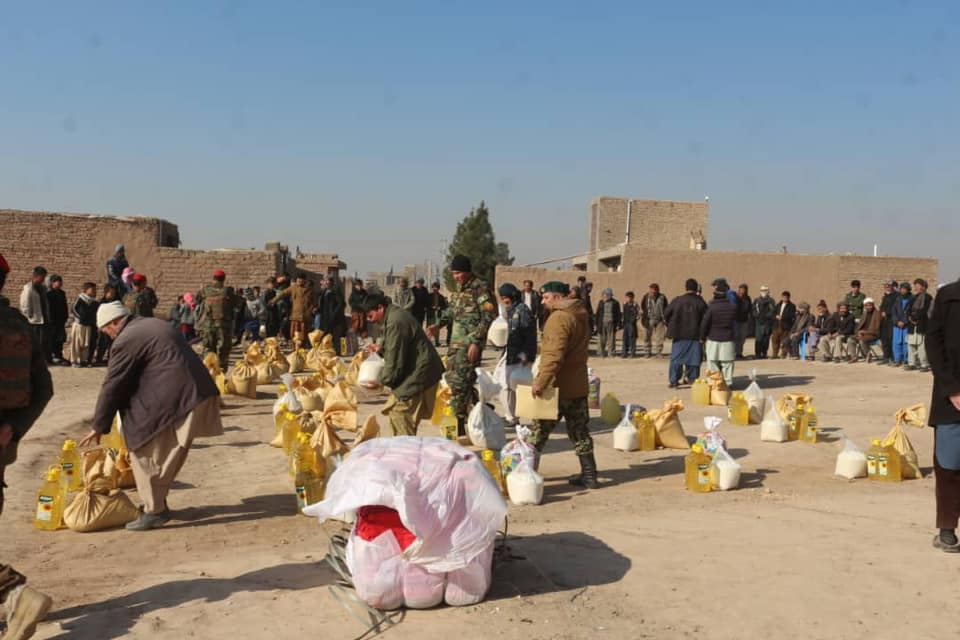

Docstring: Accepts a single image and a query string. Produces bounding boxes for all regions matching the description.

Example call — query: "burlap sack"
[309,416,349,461]
[344,351,369,387]
[707,371,730,406]
[263,337,282,361]
[114,446,136,489]
[776,393,812,423]
[256,360,283,385]
[882,403,927,480]
[230,360,259,399]
[353,414,380,448]
[203,352,222,376]
[293,378,328,413]
[287,349,307,374]
[63,449,140,532]
[323,381,359,431]
[648,398,689,450]
[308,329,325,348]
[245,342,266,365]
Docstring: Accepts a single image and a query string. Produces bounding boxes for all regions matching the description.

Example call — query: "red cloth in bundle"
[355,506,416,551]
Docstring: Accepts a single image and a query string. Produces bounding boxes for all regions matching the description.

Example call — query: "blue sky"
[1,1,958,280]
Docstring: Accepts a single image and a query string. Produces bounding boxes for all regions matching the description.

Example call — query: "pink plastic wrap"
[402,562,447,609]
[444,541,495,606]
[345,530,405,611]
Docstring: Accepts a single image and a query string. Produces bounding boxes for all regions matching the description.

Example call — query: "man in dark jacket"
[771,291,797,359]
[783,302,812,359]
[733,284,753,360]
[348,279,368,338]
[426,282,449,347]
[0,253,56,636]
[595,288,621,358]
[411,278,429,326]
[926,278,960,552]
[363,290,443,436]
[79,302,223,531]
[318,277,347,355]
[106,244,129,292]
[879,279,898,365]
[701,279,738,387]
[819,302,856,362]
[521,280,543,331]
[753,285,776,359]
[621,291,640,358]
[906,278,934,372]
[664,278,709,388]
[45,275,69,365]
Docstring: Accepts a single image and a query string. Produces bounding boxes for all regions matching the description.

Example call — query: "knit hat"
[760,285,770,292]
[864,297,875,305]
[450,255,472,273]
[97,301,131,328]
[540,281,570,296]
[498,283,520,300]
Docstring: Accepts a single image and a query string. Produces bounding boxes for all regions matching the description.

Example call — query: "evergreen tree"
[445,201,514,289]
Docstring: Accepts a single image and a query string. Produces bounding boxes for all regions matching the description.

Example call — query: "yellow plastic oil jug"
[633,410,657,451]
[600,393,621,425]
[481,449,504,493]
[727,392,750,426]
[685,444,712,493]
[877,440,903,482]
[101,413,126,451]
[800,405,818,444]
[293,434,326,514]
[280,410,301,455]
[691,378,711,406]
[34,466,66,531]
[440,406,458,441]
[787,401,806,441]
[58,439,83,491]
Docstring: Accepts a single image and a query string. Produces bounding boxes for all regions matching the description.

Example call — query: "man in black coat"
[879,279,898,365]
[318,276,347,355]
[411,278,430,326]
[926,279,960,552]
[46,275,69,365]
[771,291,797,360]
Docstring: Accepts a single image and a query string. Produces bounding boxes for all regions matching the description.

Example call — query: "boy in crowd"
[70,282,99,367]
[621,291,640,358]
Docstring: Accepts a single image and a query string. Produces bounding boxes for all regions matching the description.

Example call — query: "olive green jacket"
[379,305,443,400]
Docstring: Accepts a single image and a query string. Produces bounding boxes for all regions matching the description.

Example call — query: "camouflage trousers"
[531,396,594,455]
[202,324,232,371]
[445,346,479,419]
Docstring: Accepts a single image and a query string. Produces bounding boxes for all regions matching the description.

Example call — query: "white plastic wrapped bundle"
[445,542,495,606]
[358,353,384,387]
[402,563,447,609]
[304,438,507,608]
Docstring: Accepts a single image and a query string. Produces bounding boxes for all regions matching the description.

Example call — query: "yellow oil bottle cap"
[481,449,495,461]
[278,402,288,412]
[872,438,881,446]
[298,432,310,444]
[45,466,61,481]
[62,439,77,451]
[691,444,704,454]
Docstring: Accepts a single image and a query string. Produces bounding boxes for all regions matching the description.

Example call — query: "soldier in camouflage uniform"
[125,274,158,318]
[0,252,56,638]
[195,269,242,370]
[531,281,599,489]
[428,256,496,433]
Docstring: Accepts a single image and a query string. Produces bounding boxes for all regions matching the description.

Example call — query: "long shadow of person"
[46,561,337,640]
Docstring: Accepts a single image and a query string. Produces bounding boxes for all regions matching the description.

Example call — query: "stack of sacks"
[304,438,507,609]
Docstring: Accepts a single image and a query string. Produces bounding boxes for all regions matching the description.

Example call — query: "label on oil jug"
[878,456,889,477]
[867,455,877,476]
[295,486,307,509]
[698,465,710,486]
[37,495,54,521]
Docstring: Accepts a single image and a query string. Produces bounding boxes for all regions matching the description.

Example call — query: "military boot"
[568,453,599,489]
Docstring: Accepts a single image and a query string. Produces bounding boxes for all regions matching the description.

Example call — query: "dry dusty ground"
[3,344,952,640]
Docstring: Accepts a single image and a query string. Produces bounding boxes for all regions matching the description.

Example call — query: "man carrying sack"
[0,253,55,640]
[530,281,598,489]
[79,301,224,531]
[363,290,444,436]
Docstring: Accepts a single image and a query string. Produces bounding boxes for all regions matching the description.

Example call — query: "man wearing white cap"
[79,301,223,530]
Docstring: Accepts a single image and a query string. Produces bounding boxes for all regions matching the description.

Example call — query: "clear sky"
[1,2,957,281]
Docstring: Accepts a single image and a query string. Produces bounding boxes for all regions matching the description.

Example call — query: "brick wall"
[498,249,938,310]
[0,209,348,316]
[590,198,709,253]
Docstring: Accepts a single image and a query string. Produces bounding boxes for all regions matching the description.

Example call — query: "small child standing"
[621,291,640,358]
[70,282,99,367]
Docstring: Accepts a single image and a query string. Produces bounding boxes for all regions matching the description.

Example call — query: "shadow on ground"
[489,531,631,602]
[163,493,295,529]
[47,561,335,640]
[753,373,816,389]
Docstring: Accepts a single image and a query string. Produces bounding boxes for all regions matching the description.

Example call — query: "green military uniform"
[377,305,444,436]
[196,283,241,370]
[439,276,496,418]
[0,292,55,601]
[126,287,158,318]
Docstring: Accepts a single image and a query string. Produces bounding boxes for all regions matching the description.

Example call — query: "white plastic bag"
[835,436,868,479]
[487,316,509,348]
[491,353,508,390]
[500,425,540,478]
[696,416,725,454]
[467,402,507,451]
[402,563,446,609]
[445,541,494,606]
[345,530,405,611]
[760,396,788,442]
[273,373,303,417]
[475,368,503,403]
[506,459,544,506]
[358,353,384,387]
[710,447,742,491]
[612,413,639,451]
[743,370,765,424]
[509,365,533,390]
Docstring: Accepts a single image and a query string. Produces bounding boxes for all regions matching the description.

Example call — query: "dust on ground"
[3,348,949,640]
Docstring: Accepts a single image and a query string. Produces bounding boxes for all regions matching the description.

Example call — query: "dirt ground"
[3,344,951,640]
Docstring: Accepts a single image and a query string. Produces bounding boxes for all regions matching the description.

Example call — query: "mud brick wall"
[590,198,710,253]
